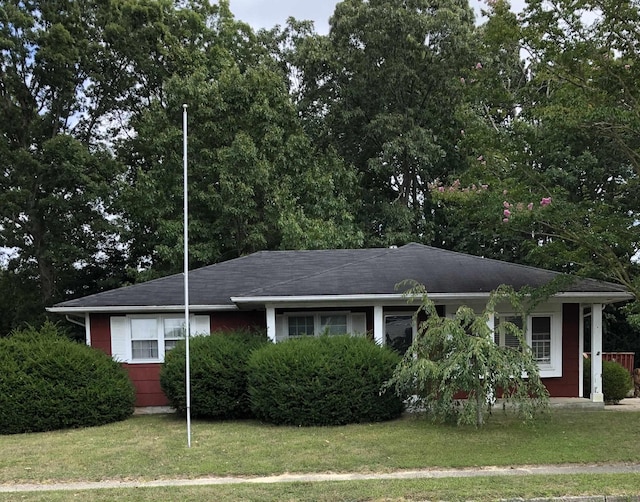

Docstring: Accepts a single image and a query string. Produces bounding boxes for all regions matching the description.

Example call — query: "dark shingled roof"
[51,243,630,310]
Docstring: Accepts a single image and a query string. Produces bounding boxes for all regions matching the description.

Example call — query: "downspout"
[65,314,91,346]
[65,314,85,328]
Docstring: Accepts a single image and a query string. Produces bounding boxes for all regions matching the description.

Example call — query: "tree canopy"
[1,0,639,348]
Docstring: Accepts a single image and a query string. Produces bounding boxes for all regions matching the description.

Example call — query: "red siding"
[210,311,266,332]
[90,305,586,405]
[542,303,580,397]
[88,311,267,407]
[123,364,168,407]
[90,313,112,356]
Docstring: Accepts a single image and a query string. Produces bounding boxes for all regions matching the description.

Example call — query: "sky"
[227,0,528,34]
[228,0,338,34]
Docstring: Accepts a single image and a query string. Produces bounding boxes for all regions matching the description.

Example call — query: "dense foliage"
[583,358,634,404]
[248,335,404,426]
[0,323,135,434]
[160,331,267,419]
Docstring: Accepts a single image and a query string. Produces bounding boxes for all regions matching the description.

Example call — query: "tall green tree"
[518,0,640,294]
[0,0,230,329]
[0,0,130,330]
[292,0,478,246]
[429,0,640,328]
[116,8,362,275]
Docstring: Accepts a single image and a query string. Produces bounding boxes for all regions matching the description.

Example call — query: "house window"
[492,312,561,377]
[278,312,366,341]
[531,316,551,364]
[494,315,523,350]
[131,318,159,360]
[385,314,413,354]
[288,316,315,337]
[128,315,207,362]
[320,314,348,335]
[163,318,185,351]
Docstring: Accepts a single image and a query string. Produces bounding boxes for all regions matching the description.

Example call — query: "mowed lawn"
[1,409,640,501]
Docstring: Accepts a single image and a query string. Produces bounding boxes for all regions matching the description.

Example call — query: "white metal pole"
[183,104,191,448]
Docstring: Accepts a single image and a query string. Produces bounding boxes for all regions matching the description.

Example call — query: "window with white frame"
[493,312,561,377]
[131,318,159,360]
[494,315,524,350]
[531,316,551,364]
[288,315,315,337]
[277,312,366,341]
[125,315,208,362]
[319,314,348,335]
[163,318,186,352]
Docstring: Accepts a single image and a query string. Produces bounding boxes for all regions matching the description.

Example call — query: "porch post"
[266,305,276,343]
[590,303,604,402]
[85,313,91,346]
[578,305,584,398]
[374,305,384,345]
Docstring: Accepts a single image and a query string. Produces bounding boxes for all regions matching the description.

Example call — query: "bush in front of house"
[160,330,267,419]
[0,322,135,435]
[583,358,633,404]
[247,335,404,426]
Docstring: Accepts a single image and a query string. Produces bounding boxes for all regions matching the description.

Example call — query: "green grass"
[1,410,639,486]
[2,475,640,501]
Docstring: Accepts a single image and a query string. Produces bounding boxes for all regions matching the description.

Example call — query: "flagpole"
[183,104,192,448]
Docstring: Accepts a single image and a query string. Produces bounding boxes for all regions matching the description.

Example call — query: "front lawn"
[1,410,639,485]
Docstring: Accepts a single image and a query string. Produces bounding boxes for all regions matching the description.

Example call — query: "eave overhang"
[46,304,239,314]
[231,291,634,309]
[47,291,632,315]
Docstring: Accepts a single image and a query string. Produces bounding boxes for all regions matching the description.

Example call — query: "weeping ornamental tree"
[387,283,550,426]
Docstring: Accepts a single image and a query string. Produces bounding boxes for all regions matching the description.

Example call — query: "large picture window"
[278,312,366,341]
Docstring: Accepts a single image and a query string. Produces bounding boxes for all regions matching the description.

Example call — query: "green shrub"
[583,358,633,404]
[160,330,267,419]
[248,335,404,426]
[0,322,135,434]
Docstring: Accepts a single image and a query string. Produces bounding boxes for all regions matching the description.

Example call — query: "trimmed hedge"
[248,335,404,426]
[583,358,633,404]
[0,323,135,434]
[160,330,267,419]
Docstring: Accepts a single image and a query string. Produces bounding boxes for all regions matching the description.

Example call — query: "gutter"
[47,304,239,314]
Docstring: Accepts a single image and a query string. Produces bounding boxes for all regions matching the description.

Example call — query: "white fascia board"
[552,292,633,303]
[47,304,238,314]
[231,293,493,306]
[232,291,633,307]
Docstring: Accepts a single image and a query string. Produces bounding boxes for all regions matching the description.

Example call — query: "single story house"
[48,243,633,407]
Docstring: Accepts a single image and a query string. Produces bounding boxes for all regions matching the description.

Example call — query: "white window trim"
[126,314,205,364]
[493,312,562,378]
[281,311,365,339]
